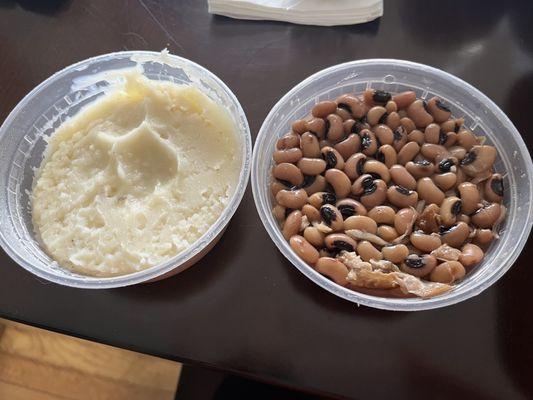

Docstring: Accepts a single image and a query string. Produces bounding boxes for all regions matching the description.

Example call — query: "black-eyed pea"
[377,225,399,242]
[357,240,383,262]
[316,257,349,286]
[385,100,398,113]
[387,185,419,208]
[471,203,502,228]
[434,173,457,191]
[359,129,379,156]
[407,99,434,128]
[440,119,455,134]
[373,124,394,145]
[336,94,366,119]
[302,175,327,196]
[440,222,470,247]
[457,182,481,214]
[368,206,396,225]
[300,132,321,158]
[276,133,300,150]
[364,89,392,106]
[336,107,352,121]
[351,174,374,196]
[455,166,467,187]
[406,160,436,179]
[306,118,326,138]
[360,179,388,209]
[424,123,446,145]
[426,97,452,123]
[376,144,397,168]
[334,134,361,160]
[382,244,409,263]
[435,158,457,174]
[321,146,345,170]
[367,106,388,126]
[392,91,417,109]
[292,119,308,135]
[400,117,416,133]
[344,153,366,180]
[484,173,504,203]
[273,205,287,223]
[325,169,351,198]
[400,254,437,277]
[443,131,457,147]
[336,198,368,219]
[276,189,308,209]
[283,210,303,240]
[440,197,462,227]
[410,231,442,252]
[312,101,337,118]
[302,204,321,222]
[386,111,401,130]
[389,164,417,190]
[325,233,358,253]
[303,226,325,247]
[363,159,391,182]
[394,207,418,235]
[273,147,303,164]
[343,119,356,135]
[421,143,450,161]
[325,113,344,142]
[297,157,326,175]
[417,177,445,205]
[416,204,441,234]
[459,243,484,269]
[320,204,344,231]
[460,145,497,177]
[273,162,304,186]
[290,235,319,265]
[457,214,470,224]
[344,215,378,234]
[407,129,425,146]
[429,261,465,284]
[456,129,478,150]
[473,229,495,246]
[271,180,289,197]
[308,191,336,209]
[392,126,409,152]
[397,141,420,165]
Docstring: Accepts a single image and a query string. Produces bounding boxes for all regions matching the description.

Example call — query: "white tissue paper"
[208,0,383,26]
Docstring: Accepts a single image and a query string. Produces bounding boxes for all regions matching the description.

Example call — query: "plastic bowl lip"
[0,50,252,289]
[252,58,533,311]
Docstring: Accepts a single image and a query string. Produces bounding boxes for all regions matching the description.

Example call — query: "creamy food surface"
[32,71,241,276]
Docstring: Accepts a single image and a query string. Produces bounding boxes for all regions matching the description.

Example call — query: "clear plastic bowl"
[252,59,533,311]
[0,51,251,288]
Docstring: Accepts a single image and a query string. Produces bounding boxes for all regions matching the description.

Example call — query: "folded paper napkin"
[207,0,383,26]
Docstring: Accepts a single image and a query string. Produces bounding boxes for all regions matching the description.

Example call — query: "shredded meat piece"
[345,229,389,246]
[312,221,332,233]
[300,215,310,231]
[431,244,462,261]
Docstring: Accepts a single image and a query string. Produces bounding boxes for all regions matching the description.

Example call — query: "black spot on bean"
[322,192,337,205]
[362,176,374,189]
[361,134,372,150]
[491,178,504,196]
[363,182,377,195]
[405,257,424,268]
[369,173,382,180]
[284,208,294,218]
[338,205,355,219]
[337,103,352,113]
[376,151,385,163]
[461,151,476,165]
[277,179,292,187]
[359,115,368,124]
[452,200,462,215]
[324,183,335,194]
[435,99,451,112]
[322,151,337,169]
[378,112,389,124]
[324,119,331,139]
[320,207,337,224]
[356,159,365,176]
[438,129,447,145]
[373,90,391,104]
[422,100,429,113]
[351,121,364,134]
[395,185,411,195]
[301,175,316,188]
[333,240,355,252]
[439,224,457,235]
[393,127,405,141]
[454,122,461,133]
[438,158,454,173]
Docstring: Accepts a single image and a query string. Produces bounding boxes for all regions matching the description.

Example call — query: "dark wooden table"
[1,1,533,398]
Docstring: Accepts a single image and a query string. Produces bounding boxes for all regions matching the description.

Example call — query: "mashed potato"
[32,71,241,276]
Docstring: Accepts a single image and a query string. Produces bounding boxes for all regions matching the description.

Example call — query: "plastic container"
[0,51,252,288]
[252,59,533,311]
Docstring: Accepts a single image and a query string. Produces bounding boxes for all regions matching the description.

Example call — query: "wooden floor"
[0,318,182,400]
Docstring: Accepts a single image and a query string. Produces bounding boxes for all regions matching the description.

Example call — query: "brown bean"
[283,210,303,240]
[455,166,467,187]
[325,233,358,253]
[325,113,345,142]
[273,147,303,164]
[360,179,387,209]
[457,182,481,214]
[344,153,366,180]
[325,169,351,198]
[300,132,321,158]
[344,215,378,234]
[421,143,450,161]
[312,101,337,118]
[336,198,368,219]
[392,126,409,151]
[276,133,300,149]
[434,172,457,191]
[290,235,319,265]
[292,119,308,135]
[364,89,392,106]
[459,243,484,268]
[410,231,442,252]
[460,145,497,176]
[424,123,446,145]
[471,203,502,228]
[387,185,418,208]
[368,206,396,225]
[273,163,303,186]
[440,222,470,247]
[297,157,326,175]
[359,129,379,156]
[484,173,503,203]
[373,124,394,145]
[385,100,398,113]
[386,112,401,130]
[319,139,333,149]
[321,146,345,170]
[306,118,326,138]
[473,229,495,246]
[308,191,336,209]
[334,133,361,160]
[394,207,417,235]
[456,129,478,151]
[407,99,434,128]
[426,96,452,123]
[417,177,445,205]
[407,129,425,146]
[382,244,409,263]
[276,189,308,209]
[302,204,321,222]
[316,257,349,286]
[271,180,288,197]
[440,196,462,226]
[336,94,366,119]
[363,159,391,183]
[457,214,470,224]
[273,205,286,222]
[377,225,399,242]
[400,117,416,133]
[357,240,383,262]
[405,160,435,179]
[397,141,420,165]
[367,106,388,126]
[303,226,325,247]
[376,144,397,168]
[320,204,344,231]
[443,131,457,147]
[429,261,465,284]
[303,175,327,195]
[337,107,353,121]
[400,254,437,277]
[389,164,416,190]
[392,91,416,109]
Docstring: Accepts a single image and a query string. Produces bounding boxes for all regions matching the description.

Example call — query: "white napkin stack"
[208,0,383,26]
